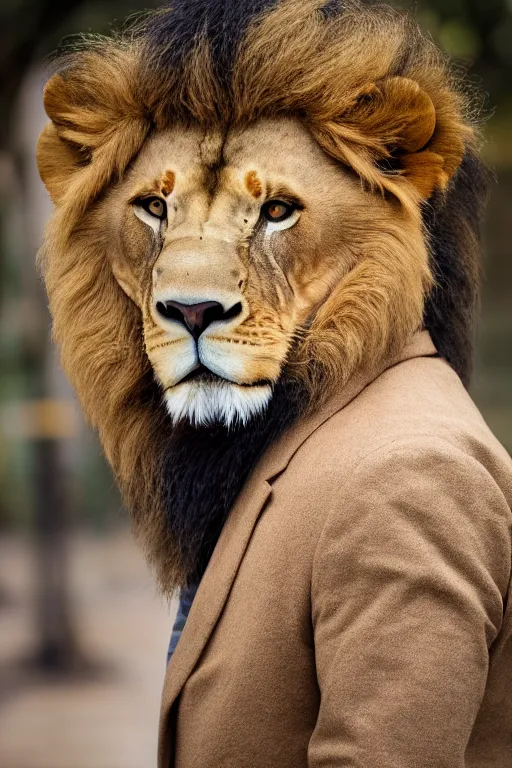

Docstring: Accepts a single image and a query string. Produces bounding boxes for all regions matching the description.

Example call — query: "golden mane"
[37,0,487,591]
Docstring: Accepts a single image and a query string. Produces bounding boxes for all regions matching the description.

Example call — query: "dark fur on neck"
[128,372,310,590]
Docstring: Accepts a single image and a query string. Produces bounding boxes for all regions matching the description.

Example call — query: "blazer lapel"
[158,330,437,766]
[158,476,272,766]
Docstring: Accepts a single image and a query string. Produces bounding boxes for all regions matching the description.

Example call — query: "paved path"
[0,531,176,768]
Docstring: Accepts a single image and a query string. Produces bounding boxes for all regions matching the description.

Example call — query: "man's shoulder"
[289,354,512,489]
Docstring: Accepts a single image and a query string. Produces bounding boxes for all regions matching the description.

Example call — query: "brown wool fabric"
[159,332,512,767]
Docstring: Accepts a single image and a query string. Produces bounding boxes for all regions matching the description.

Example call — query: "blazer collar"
[158,330,437,765]
[260,329,436,482]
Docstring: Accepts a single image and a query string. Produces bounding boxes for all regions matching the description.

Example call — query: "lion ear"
[36,74,97,204]
[322,76,467,200]
[37,121,86,204]
[353,77,437,155]
[357,76,469,197]
[37,65,150,207]
[36,72,97,204]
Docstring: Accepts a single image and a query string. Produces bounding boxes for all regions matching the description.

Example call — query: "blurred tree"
[399,0,512,116]
[0,0,83,150]
[0,0,160,676]
[0,0,119,675]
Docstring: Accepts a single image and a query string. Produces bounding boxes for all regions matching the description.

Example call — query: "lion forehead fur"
[36,0,488,591]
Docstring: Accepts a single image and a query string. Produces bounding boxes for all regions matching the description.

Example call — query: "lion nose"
[155,299,242,339]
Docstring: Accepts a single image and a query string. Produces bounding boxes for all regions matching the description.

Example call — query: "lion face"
[102,117,381,426]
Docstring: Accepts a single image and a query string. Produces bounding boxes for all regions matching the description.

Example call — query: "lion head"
[37,0,488,590]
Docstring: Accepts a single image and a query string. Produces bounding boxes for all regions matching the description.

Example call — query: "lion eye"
[262,200,295,223]
[138,197,167,220]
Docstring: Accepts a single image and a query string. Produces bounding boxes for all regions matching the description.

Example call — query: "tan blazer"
[159,332,512,768]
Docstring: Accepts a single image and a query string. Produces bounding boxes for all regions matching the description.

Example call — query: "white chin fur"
[164,379,272,428]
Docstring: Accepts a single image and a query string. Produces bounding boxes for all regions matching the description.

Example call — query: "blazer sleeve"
[308,436,511,768]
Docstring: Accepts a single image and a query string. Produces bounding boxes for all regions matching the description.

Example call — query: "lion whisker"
[146,339,184,352]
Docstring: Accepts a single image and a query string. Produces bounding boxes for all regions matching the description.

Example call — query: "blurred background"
[0,0,510,766]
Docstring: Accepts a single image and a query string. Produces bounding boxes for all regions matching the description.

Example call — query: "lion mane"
[37,0,488,592]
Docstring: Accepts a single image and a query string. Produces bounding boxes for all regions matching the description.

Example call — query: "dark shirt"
[167,583,199,665]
